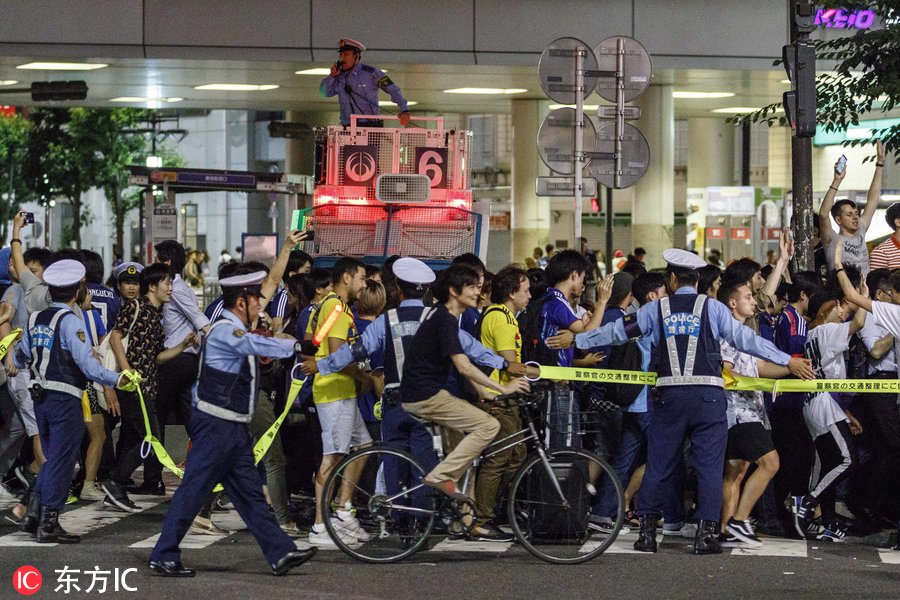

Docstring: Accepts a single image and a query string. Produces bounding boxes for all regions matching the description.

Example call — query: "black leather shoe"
[126,481,165,496]
[634,514,658,553]
[19,491,40,537]
[148,560,196,577]
[37,509,80,544]
[271,547,318,576]
[692,519,723,555]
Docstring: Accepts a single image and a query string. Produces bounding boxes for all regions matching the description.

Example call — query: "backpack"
[604,338,643,407]
[519,296,559,366]
[472,305,510,377]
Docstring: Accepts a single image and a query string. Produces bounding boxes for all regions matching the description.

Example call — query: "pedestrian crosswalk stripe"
[0,497,163,547]
[130,532,232,549]
[731,539,808,557]
[878,549,900,564]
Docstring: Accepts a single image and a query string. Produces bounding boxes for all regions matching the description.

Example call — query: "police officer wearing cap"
[301,258,535,539]
[321,38,411,127]
[149,265,316,577]
[113,262,143,302]
[547,249,815,554]
[15,259,139,544]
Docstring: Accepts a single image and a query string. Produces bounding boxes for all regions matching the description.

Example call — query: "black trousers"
[113,390,162,486]
[156,352,199,434]
[855,388,900,519]
[771,406,816,512]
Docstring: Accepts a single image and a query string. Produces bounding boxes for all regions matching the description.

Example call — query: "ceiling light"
[881,194,900,201]
[194,84,279,91]
[711,107,763,114]
[442,88,527,95]
[379,100,417,107]
[672,91,735,99]
[295,68,331,76]
[0,80,18,86]
[17,62,107,70]
[110,96,183,103]
[549,104,600,111]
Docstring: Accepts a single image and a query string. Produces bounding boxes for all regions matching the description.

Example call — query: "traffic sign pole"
[574,45,585,243]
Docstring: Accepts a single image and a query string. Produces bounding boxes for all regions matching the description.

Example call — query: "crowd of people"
[0,147,896,576]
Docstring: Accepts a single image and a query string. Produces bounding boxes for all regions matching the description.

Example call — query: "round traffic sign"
[539,37,599,105]
[588,122,650,189]
[593,36,652,103]
[536,108,597,175]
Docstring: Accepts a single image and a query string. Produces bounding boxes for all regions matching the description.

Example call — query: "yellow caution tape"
[532,364,899,394]
[133,372,306,490]
[0,328,22,361]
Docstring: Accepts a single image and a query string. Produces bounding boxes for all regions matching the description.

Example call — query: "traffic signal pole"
[786,0,816,270]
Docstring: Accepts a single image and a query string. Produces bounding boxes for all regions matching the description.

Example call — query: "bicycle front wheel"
[507,447,625,564]
[321,446,436,563]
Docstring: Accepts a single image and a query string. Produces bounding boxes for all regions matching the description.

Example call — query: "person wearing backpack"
[587,272,667,535]
[532,250,613,448]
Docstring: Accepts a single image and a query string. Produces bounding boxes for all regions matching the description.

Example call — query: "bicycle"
[321,379,626,564]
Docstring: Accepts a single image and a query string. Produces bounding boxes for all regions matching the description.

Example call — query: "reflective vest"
[655,294,723,387]
[383,306,433,391]
[194,321,257,423]
[28,307,86,399]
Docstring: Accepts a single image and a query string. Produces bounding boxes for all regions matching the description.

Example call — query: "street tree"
[0,112,33,243]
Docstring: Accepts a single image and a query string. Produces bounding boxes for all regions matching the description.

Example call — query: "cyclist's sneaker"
[817,523,847,543]
[790,495,816,538]
[588,514,630,535]
[335,508,372,542]
[468,522,514,542]
[308,525,338,548]
[718,532,743,548]
[726,518,763,548]
[662,521,696,538]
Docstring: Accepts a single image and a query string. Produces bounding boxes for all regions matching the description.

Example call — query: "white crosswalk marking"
[129,511,246,549]
[430,538,513,553]
[731,539,808,557]
[878,549,900,564]
[0,498,163,547]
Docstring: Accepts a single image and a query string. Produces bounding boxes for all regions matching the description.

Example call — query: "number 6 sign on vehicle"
[415,148,448,188]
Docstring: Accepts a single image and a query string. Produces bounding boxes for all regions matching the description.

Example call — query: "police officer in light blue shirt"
[320,38,411,127]
[15,259,137,544]
[547,249,815,555]
[149,267,316,578]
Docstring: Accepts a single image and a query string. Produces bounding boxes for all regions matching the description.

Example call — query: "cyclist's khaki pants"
[403,389,500,482]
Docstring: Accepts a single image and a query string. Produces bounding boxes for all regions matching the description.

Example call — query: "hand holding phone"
[21,212,34,225]
[835,155,848,176]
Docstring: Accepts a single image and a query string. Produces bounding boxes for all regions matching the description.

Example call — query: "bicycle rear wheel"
[321,446,436,563]
[507,447,624,564]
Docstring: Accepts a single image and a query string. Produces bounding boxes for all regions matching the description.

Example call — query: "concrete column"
[511,99,551,266]
[688,118,736,188]
[632,84,675,269]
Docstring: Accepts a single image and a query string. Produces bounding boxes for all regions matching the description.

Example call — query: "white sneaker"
[308,525,361,549]
[79,483,106,502]
[335,508,372,542]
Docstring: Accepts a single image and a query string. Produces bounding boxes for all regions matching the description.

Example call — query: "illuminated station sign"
[814,8,876,29]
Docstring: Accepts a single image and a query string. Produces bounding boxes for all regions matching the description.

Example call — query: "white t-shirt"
[858,316,897,374]
[803,321,851,438]
[720,340,769,429]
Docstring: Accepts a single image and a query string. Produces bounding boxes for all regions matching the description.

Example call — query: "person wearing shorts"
[307,257,373,548]
[718,281,787,548]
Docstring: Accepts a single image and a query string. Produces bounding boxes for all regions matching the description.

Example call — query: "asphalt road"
[2,480,898,600]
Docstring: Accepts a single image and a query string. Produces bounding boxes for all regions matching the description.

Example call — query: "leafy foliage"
[0,113,34,242]
[731,1,900,161]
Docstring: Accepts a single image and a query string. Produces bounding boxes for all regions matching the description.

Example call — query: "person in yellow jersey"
[469,265,532,541]
[307,257,374,548]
